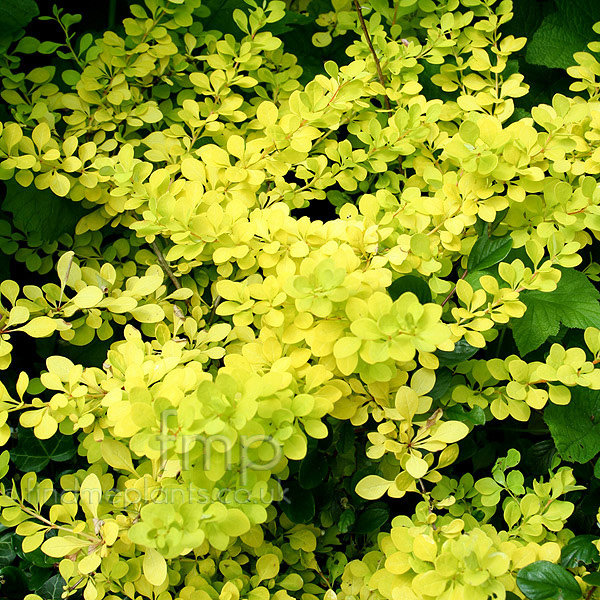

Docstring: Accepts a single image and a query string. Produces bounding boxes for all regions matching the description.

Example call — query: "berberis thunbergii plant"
[0,0,600,598]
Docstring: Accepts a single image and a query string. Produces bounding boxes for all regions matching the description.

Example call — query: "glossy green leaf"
[516,561,582,600]
[388,275,432,304]
[11,427,76,471]
[561,535,600,568]
[353,502,389,534]
[436,339,478,367]
[467,234,513,272]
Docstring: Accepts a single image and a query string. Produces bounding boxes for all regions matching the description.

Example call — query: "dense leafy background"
[1,0,600,598]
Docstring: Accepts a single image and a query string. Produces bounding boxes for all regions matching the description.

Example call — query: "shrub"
[0,0,599,599]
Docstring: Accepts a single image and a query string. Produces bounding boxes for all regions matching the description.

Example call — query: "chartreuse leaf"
[11,427,76,471]
[544,387,600,463]
[516,561,582,600]
[256,553,280,582]
[41,536,89,558]
[100,439,136,474]
[79,474,101,519]
[561,535,600,568]
[467,234,513,272]
[512,269,600,355]
[354,475,392,500]
[143,548,167,586]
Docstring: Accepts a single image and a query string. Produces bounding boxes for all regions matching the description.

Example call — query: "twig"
[391,0,399,26]
[586,586,597,600]
[440,269,468,307]
[353,0,391,111]
[65,576,86,594]
[417,479,437,530]
[150,239,182,290]
[207,296,222,327]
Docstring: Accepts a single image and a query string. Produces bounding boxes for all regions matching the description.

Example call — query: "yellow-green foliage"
[0,0,599,599]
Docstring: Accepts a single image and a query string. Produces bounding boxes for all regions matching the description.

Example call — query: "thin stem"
[66,576,85,594]
[150,240,182,290]
[108,0,117,29]
[207,296,222,327]
[417,479,437,530]
[495,326,507,358]
[391,1,399,26]
[353,0,391,111]
[440,269,468,307]
[20,505,98,543]
[586,586,597,600]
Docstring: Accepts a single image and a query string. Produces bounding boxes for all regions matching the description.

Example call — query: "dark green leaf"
[327,190,351,208]
[28,566,56,592]
[561,535,600,568]
[0,0,39,49]
[11,427,76,472]
[467,234,513,272]
[336,421,356,455]
[512,268,600,356]
[353,503,389,534]
[583,572,600,586]
[503,0,545,40]
[280,481,315,524]
[474,208,510,238]
[516,560,582,600]
[430,368,453,401]
[265,10,313,36]
[526,440,556,477]
[526,0,600,70]
[544,387,600,464]
[436,339,478,367]
[13,536,56,567]
[3,180,88,243]
[0,566,29,598]
[299,451,328,490]
[36,574,66,600]
[465,268,500,292]
[0,533,16,567]
[595,456,600,479]
[388,275,432,304]
[338,508,355,534]
[444,405,486,426]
